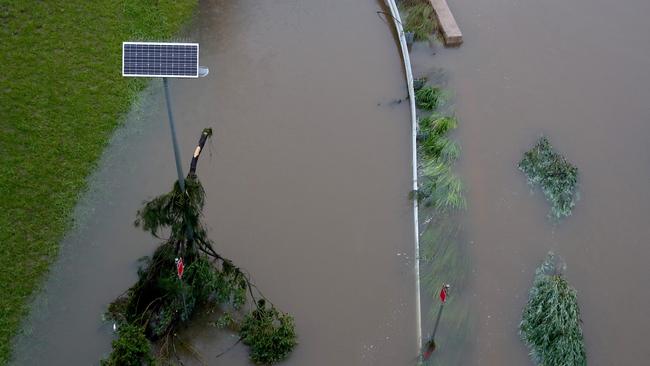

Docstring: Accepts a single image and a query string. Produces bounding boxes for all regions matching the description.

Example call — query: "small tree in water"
[518,136,578,220]
[104,128,296,364]
[520,252,586,366]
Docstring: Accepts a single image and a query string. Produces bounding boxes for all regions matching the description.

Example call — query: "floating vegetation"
[518,137,578,220]
[520,252,586,366]
[402,1,437,41]
[415,86,443,110]
[101,324,153,366]
[240,300,297,364]
[104,129,296,364]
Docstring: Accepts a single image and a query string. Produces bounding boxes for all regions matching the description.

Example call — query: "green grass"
[419,211,471,365]
[401,1,437,41]
[414,81,470,363]
[0,1,197,363]
[416,112,465,212]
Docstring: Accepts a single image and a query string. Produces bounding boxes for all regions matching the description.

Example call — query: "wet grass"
[414,80,471,364]
[419,210,472,365]
[401,1,438,41]
[0,1,197,363]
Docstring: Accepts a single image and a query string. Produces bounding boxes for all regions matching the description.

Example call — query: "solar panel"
[122,42,199,78]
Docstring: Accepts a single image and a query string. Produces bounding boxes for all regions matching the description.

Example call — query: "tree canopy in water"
[520,252,586,366]
[103,129,296,365]
[519,137,578,220]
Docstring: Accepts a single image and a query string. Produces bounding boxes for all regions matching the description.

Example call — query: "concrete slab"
[430,0,463,46]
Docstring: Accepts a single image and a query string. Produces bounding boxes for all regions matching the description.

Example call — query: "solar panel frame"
[122,42,199,78]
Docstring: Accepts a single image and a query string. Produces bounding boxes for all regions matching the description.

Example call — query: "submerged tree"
[520,252,586,366]
[519,137,578,220]
[104,128,296,365]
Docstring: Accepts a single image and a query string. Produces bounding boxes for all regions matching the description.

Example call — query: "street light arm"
[189,128,213,176]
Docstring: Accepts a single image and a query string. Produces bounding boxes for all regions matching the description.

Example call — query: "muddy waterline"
[12,0,419,364]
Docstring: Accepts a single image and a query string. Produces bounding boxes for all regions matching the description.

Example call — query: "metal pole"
[180,277,188,318]
[163,77,186,192]
[431,301,445,341]
[422,301,445,360]
[163,78,194,251]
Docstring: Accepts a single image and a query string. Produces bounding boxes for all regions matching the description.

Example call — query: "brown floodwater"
[411,0,650,364]
[12,0,421,365]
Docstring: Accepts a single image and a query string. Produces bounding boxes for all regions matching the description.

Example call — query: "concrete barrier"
[430,0,463,46]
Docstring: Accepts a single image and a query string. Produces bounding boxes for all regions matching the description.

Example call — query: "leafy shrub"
[518,137,578,220]
[102,324,154,366]
[240,300,298,364]
[520,253,586,366]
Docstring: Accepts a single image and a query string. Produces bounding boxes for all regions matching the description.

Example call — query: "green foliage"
[414,82,470,363]
[107,174,296,363]
[102,324,154,366]
[415,86,443,110]
[520,253,586,366]
[215,313,235,329]
[416,114,465,211]
[0,0,197,362]
[135,178,205,240]
[519,137,579,220]
[419,161,466,212]
[240,301,298,364]
[419,115,459,161]
[403,2,437,41]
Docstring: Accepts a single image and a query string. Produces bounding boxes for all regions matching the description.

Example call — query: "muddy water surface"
[13,0,419,365]
[411,0,650,364]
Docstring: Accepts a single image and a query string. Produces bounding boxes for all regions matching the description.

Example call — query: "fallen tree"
[520,252,586,366]
[103,128,296,365]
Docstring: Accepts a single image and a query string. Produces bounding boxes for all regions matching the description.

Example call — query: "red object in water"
[176,257,184,279]
[439,285,448,303]
[423,340,435,360]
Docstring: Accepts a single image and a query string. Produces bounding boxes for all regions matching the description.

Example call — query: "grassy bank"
[0,1,197,362]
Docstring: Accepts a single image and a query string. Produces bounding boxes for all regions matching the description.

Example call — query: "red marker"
[439,285,449,303]
[176,257,184,279]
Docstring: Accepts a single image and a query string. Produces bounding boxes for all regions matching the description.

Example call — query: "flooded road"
[12,0,418,365]
[411,0,650,364]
